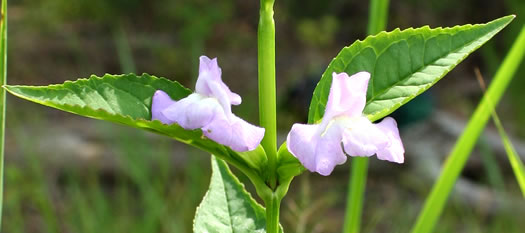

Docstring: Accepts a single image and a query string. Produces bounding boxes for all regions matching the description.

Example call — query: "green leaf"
[276,142,304,184]
[3,74,267,174]
[491,109,525,198]
[308,15,514,124]
[193,156,268,233]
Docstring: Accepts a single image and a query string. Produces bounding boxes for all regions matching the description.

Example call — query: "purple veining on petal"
[151,90,176,124]
[375,117,405,163]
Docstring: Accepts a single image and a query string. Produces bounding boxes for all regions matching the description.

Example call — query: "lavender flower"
[287,72,404,176]
[152,56,265,152]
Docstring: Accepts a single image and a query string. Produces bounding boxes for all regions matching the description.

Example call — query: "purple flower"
[151,56,265,152]
[287,72,404,176]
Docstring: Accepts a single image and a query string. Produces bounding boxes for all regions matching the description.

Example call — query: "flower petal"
[323,72,370,122]
[202,111,264,152]
[151,90,177,124]
[314,123,347,176]
[375,117,405,163]
[287,122,346,176]
[341,116,389,157]
[229,116,265,152]
[200,109,232,147]
[162,94,219,129]
[151,56,264,152]
[195,56,242,109]
[287,123,320,172]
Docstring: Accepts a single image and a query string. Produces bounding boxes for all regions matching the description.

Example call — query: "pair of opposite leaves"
[152,56,404,176]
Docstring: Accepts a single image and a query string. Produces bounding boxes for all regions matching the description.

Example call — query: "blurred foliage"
[296,16,339,48]
[2,0,525,232]
[4,103,210,232]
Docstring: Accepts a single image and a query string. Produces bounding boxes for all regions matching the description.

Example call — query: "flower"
[286,72,404,176]
[151,56,265,152]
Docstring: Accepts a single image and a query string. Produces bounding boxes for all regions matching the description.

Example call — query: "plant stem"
[0,0,7,228]
[113,23,136,74]
[258,1,281,232]
[258,0,277,189]
[343,157,369,233]
[366,0,390,36]
[264,194,281,233]
[343,1,389,233]
[410,22,525,233]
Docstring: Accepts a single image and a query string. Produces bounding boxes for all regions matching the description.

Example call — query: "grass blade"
[498,120,525,197]
[411,24,525,233]
[343,1,389,233]
[0,0,7,228]
[475,68,525,198]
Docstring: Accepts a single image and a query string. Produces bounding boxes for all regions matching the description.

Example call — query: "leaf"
[3,74,262,168]
[308,15,514,123]
[194,156,268,233]
[276,142,304,183]
[491,110,525,198]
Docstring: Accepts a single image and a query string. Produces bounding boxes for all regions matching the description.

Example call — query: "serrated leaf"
[193,156,268,233]
[308,15,514,123]
[3,74,257,165]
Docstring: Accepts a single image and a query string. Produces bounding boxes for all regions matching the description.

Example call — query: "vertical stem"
[264,194,281,233]
[0,0,7,229]
[258,0,280,232]
[343,157,369,233]
[113,23,136,74]
[343,0,389,233]
[258,0,277,189]
[366,0,390,35]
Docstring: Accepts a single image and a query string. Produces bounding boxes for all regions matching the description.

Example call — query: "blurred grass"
[3,103,525,233]
[1,0,525,232]
[475,64,525,197]
[3,102,211,233]
[411,20,525,233]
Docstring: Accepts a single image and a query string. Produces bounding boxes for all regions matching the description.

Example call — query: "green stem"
[366,0,390,36]
[410,22,525,233]
[343,0,389,233]
[0,0,7,228]
[258,0,277,190]
[343,157,369,233]
[264,194,281,233]
[258,0,281,232]
[113,23,136,74]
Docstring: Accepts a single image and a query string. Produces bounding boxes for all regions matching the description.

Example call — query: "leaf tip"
[495,15,516,25]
